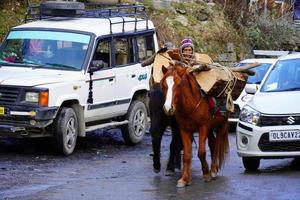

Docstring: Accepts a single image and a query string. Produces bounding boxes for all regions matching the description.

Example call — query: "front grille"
[258,133,300,152]
[259,115,300,126]
[0,116,29,126]
[0,87,20,104]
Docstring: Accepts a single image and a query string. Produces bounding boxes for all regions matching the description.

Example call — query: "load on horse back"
[160,55,259,187]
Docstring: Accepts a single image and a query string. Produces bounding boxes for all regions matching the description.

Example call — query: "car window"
[114,37,134,66]
[261,58,300,92]
[93,40,111,68]
[0,30,90,70]
[238,62,272,84]
[137,35,154,62]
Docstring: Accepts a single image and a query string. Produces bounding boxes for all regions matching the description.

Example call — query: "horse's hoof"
[153,168,161,173]
[165,170,174,176]
[176,179,191,188]
[203,174,211,182]
[210,171,218,179]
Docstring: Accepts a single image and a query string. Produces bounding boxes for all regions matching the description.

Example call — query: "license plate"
[269,130,300,142]
[0,107,4,116]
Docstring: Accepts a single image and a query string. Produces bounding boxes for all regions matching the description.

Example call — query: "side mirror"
[245,84,258,94]
[88,60,107,73]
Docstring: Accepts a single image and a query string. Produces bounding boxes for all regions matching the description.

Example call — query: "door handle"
[131,74,136,78]
[109,78,114,82]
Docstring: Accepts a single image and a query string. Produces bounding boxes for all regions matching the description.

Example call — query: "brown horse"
[160,63,229,187]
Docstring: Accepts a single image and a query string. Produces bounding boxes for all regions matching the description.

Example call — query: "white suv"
[236,53,300,171]
[0,2,157,155]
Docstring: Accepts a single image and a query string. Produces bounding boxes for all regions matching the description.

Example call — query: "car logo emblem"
[287,116,295,125]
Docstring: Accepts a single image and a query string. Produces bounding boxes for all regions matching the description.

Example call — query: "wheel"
[52,107,78,156]
[40,1,85,17]
[242,157,260,171]
[229,122,237,133]
[121,100,147,145]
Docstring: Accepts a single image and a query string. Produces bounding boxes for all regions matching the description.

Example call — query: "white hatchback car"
[229,58,276,129]
[236,53,300,171]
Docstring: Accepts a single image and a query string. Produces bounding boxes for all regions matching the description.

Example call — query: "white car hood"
[248,92,300,114]
[0,67,82,86]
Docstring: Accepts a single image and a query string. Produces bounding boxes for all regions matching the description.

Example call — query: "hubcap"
[133,109,146,137]
[65,117,76,149]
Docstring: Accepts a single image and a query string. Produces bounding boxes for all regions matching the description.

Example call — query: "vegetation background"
[0,0,299,61]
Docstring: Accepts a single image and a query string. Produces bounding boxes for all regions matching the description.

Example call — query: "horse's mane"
[178,65,203,103]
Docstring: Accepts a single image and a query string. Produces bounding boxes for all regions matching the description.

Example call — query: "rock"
[196,11,209,21]
[207,2,216,7]
[217,52,237,62]
[174,15,189,27]
[176,8,186,14]
[227,43,235,53]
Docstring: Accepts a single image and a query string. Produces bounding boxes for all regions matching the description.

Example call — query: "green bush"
[244,13,299,50]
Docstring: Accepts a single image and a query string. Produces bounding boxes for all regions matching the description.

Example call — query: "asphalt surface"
[0,128,300,200]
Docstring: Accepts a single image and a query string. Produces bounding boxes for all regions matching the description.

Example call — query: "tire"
[52,107,78,156]
[229,123,237,133]
[40,1,85,16]
[121,100,147,145]
[242,157,260,171]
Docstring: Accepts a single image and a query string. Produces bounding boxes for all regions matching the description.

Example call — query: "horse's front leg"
[177,130,192,188]
[198,125,211,182]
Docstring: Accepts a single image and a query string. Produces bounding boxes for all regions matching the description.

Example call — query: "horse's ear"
[162,65,168,74]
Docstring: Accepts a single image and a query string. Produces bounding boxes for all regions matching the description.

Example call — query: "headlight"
[239,105,260,125]
[25,92,39,103]
[24,91,49,106]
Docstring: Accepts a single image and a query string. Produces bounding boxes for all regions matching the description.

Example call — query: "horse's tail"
[215,120,230,169]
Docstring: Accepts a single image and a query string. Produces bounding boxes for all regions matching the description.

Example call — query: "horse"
[149,81,216,176]
[160,63,229,187]
[148,83,182,175]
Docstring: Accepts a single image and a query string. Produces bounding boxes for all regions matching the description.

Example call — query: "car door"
[85,38,117,121]
[113,35,154,112]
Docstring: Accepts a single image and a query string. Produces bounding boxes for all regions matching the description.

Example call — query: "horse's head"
[160,62,187,115]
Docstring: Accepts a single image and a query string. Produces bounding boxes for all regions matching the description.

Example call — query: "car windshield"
[238,62,272,84]
[261,58,300,92]
[0,30,91,71]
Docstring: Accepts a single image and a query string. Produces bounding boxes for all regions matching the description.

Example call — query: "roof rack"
[253,50,291,58]
[25,1,149,34]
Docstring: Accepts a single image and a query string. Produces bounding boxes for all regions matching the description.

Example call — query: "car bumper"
[0,105,59,137]
[236,121,300,158]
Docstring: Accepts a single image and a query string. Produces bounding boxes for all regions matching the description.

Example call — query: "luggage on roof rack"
[25,1,149,33]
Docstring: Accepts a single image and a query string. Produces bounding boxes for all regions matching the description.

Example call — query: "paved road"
[0,129,299,200]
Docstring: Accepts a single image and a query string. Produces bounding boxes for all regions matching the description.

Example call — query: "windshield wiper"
[15,60,45,69]
[45,63,79,70]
